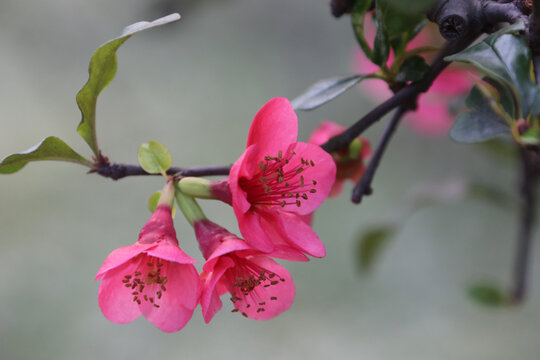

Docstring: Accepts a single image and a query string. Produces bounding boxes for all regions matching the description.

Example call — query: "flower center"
[225,255,284,318]
[242,148,318,209]
[121,254,168,309]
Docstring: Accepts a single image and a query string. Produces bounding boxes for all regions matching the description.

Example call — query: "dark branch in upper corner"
[92,161,231,181]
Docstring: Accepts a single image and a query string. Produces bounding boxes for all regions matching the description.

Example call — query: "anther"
[296,200,301,207]
[302,194,308,200]
[231,309,239,313]
[312,180,317,185]
[153,304,160,308]
[270,296,278,301]
[296,168,304,174]
[242,312,248,318]
[310,189,317,193]
[310,160,315,167]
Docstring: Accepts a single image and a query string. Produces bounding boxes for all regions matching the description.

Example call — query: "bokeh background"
[1,1,539,359]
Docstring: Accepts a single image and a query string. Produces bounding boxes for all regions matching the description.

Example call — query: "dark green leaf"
[138,141,172,174]
[446,22,534,117]
[395,55,430,82]
[292,75,373,111]
[0,136,92,174]
[450,86,510,143]
[376,0,425,41]
[351,0,376,58]
[371,10,390,67]
[467,182,514,209]
[468,283,508,307]
[76,13,181,156]
[384,0,437,14]
[356,225,395,272]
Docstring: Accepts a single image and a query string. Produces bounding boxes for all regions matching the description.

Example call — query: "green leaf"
[138,141,172,174]
[376,0,425,42]
[76,13,181,156]
[395,55,430,82]
[356,225,395,272]
[0,136,92,174]
[292,75,373,111]
[351,0,376,59]
[445,22,534,118]
[371,10,390,67]
[468,283,508,307]
[450,86,510,143]
[148,190,176,217]
[467,182,514,209]
[384,0,437,14]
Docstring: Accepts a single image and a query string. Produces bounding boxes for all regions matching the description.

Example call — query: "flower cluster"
[95,98,339,332]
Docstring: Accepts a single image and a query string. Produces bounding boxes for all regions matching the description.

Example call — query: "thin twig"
[93,162,231,180]
[351,107,406,204]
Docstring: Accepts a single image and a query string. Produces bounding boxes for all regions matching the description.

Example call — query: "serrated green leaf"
[292,75,373,111]
[445,22,534,118]
[468,283,508,307]
[450,86,510,143]
[0,136,92,174]
[138,141,172,174]
[356,225,395,272]
[395,55,430,82]
[76,13,181,156]
[148,190,176,217]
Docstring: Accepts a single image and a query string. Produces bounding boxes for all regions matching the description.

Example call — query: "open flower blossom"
[195,219,295,323]
[354,16,471,136]
[309,121,372,197]
[227,97,337,258]
[95,183,200,333]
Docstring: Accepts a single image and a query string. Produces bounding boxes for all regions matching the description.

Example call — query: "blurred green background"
[1,1,539,359]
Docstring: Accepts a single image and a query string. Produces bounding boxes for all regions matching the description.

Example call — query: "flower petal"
[246,98,298,157]
[236,209,275,253]
[95,243,154,280]
[206,238,252,261]
[229,144,259,214]
[233,255,295,320]
[274,211,326,258]
[145,242,197,264]
[200,257,235,323]
[140,263,200,333]
[282,142,336,215]
[97,261,142,324]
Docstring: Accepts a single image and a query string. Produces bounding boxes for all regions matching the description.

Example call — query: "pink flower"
[309,121,372,197]
[95,204,200,333]
[195,219,295,323]
[228,97,337,258]
[353,16,471,136]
